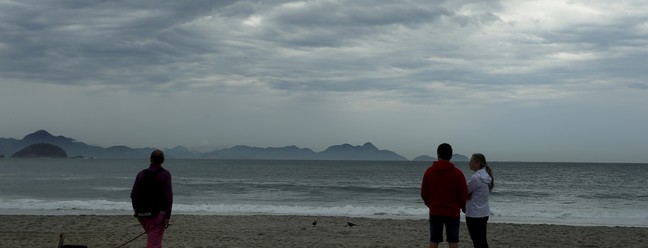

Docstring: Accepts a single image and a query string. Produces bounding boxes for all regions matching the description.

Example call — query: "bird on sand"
[346,222,356,227]
[312,220,317,226]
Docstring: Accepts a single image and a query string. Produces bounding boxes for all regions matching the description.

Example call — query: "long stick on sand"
[115,231,147,248]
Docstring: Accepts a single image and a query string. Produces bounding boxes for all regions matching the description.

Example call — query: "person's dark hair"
[471,153,494,191]
[150,150,165,164]
[437,143,453,160]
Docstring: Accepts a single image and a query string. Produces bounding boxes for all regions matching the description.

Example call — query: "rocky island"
[11,143,68,158]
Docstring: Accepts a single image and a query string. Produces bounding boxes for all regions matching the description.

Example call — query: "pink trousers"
[140,214,167,248]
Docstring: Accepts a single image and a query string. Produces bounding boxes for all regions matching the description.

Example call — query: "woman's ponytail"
[473,153,495,191]
[471,153,495,191]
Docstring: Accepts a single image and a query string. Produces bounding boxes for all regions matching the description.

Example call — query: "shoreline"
[1,214,647,247]
[2,209,646,228]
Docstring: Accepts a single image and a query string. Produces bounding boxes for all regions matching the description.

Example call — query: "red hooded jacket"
[421,160,468,218]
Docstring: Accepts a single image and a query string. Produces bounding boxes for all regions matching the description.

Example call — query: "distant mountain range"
[0,130,468,161]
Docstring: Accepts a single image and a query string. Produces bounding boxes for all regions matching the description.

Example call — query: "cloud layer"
[2,1,647,162]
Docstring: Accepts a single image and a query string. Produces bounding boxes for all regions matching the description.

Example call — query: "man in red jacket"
[421,143,468,248]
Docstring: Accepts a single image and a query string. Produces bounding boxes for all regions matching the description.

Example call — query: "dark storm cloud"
[0,0,237,88]
[260,1,450,48]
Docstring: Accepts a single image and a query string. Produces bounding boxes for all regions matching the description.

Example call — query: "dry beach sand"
[1,215,647,247]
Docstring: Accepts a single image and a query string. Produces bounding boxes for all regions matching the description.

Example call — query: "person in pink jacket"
[131,150,173,248]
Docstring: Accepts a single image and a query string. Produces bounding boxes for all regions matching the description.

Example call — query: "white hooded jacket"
[465,168,491,218]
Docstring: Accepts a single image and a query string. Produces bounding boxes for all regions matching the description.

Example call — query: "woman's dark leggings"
[465,216,489,248]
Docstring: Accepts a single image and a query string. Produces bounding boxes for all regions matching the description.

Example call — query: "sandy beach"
[1,215,647,248]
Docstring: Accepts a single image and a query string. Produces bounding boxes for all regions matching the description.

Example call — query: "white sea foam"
[1,198,646,226]
[93,186,131,192]
[0,199,132,212]
[174,203,428,219]
[489,205,648,227]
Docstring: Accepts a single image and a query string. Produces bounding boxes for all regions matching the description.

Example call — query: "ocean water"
[0,159,646,227]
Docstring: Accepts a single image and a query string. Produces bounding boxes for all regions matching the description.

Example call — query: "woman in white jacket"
[465,153,494,248]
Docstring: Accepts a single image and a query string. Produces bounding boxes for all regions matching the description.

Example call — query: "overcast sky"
[1,1,647,163]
